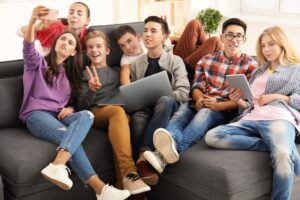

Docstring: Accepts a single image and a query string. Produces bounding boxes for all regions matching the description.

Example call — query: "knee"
[79,110,94,120]
[273,145,293,178]
[108,106,128,122]
[205,130,218,147]
[188,19,201,27]
[157,96,175,106]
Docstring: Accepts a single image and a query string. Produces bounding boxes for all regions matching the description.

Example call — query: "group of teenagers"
[17,1,300,200]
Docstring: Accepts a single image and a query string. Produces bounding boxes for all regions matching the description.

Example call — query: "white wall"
[1,0,300,61]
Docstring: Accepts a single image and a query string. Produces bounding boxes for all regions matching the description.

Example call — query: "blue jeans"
[166,102,237,153]
[132,96,178,152]
[26,110,96,182]
[130,108,151,161]
[205,120,300,200]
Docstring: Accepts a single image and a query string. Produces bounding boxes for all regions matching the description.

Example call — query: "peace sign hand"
[86,66,102,92]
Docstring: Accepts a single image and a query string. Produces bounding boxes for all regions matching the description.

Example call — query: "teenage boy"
[144,18,258,174]
[114,25,172,85]
[129,16,190,185]
[76,30,150,195]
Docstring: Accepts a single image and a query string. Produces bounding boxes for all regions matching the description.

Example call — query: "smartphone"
[40,9,59,21]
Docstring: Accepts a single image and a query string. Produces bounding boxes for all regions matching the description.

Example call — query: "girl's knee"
[205,130,219,147]
[273,145,293,177]
[79,110,94,120]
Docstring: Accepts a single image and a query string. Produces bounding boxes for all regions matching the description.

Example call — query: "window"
[241,0,300,16]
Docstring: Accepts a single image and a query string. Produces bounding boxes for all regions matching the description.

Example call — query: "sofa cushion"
[155,141,300,200]
[0,76,23,129]
[0,127,115,198]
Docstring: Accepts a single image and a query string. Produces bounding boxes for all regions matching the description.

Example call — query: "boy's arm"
[120,64,131,85]
[172,56,190,102]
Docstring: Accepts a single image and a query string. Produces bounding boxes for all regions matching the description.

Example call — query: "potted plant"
[196,8,223,37]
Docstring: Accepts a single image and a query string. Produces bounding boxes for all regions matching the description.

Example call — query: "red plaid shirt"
[192,51,258,101]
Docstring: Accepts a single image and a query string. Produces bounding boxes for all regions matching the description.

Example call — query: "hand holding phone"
[39,9,58,21]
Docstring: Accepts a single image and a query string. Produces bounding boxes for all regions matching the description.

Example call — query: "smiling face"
[117,32,142,56]
[67,2,90,32]
[86,36,110,67]
[55,32,77,58]
[261,34,282,66]
[220,25,246,58]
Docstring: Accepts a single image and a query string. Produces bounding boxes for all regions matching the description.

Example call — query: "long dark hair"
[44,31,83,98]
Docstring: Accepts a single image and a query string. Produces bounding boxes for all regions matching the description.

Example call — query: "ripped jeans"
[205,119,300,200]
[26,110,96,182]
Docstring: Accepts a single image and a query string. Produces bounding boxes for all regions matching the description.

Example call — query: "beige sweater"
[130,51,190,103]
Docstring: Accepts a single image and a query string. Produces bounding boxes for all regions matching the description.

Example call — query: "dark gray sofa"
[0,21,299,200]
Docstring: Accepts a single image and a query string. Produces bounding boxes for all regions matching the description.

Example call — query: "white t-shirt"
[120,41,147,65]
[120,39,173,66]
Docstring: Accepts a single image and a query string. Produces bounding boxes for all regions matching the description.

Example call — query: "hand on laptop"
[86,66,102,92]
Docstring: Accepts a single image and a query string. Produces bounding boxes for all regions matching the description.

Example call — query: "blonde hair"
[256,26,300,66]
[84,30,110,49]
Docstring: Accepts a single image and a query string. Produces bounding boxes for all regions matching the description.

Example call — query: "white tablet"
[225,74,253,99]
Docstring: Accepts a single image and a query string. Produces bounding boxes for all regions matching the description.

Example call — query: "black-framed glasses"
[224,34,244,41]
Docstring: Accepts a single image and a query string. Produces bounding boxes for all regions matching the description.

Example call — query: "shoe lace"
[64,166,71,175]
[124,173,141,182]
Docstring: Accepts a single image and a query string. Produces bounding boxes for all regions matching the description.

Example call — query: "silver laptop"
[119,71,173,113]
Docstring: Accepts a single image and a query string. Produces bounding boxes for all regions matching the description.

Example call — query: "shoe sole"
[143,151,164,173]
[127,185,151,195]
[153,128,179,164]
[41,171,72,190]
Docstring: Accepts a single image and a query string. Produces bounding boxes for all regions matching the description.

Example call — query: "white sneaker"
[122,172,151,194]
[96,184,130,200]
[153,128,179,164]
[41,163,73,190]
[144,151,167,173]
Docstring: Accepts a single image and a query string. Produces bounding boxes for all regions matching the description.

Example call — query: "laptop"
[119,71,173,113]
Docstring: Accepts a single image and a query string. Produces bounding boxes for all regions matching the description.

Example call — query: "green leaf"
[196,8,223,37]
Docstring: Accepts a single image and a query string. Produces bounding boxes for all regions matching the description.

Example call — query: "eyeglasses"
[224,34,244,41]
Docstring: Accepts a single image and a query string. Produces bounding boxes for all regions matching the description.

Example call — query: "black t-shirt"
[145,57,162,77]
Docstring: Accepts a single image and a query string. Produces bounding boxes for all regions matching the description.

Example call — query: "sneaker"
[153,128,179,164]
[144,151,167,173]
[123,172,151,195]
[41,163,73,190]
[136,161,159,185]
[96,184,130,200]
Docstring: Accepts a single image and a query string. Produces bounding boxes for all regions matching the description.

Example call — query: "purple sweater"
[19,40,71,122]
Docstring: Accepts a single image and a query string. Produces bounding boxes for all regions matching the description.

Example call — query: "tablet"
[225,74,253,99]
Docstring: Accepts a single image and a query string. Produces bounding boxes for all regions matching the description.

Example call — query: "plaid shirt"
[192,51,258,101]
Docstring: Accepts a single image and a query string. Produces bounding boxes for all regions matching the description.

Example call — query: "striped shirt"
[243,62,300,126]
[192,51,258,101]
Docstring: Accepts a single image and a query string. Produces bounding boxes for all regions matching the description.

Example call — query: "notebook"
[119,71,173,113]
[226,74,254,99]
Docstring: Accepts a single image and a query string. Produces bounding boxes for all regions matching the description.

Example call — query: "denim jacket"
[235,62,300,132]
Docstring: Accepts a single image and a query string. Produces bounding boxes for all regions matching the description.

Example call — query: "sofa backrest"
[89,22,144,67]
[0,60,24,128]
